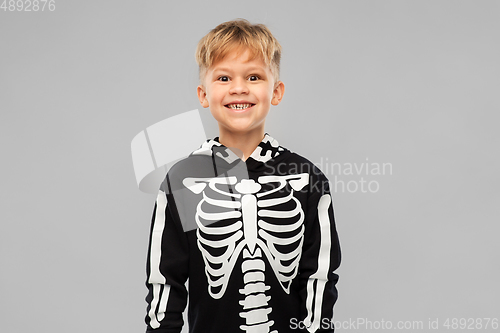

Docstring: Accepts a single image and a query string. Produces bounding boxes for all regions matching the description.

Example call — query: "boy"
[145,19,341,333]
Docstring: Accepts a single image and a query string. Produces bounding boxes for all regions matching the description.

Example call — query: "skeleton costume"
[145,133,341,333]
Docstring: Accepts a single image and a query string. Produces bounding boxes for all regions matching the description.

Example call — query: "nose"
[229,77,249,95]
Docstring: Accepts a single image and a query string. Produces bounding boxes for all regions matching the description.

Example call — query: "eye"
[217,75,229,82]
[248,75,260,81]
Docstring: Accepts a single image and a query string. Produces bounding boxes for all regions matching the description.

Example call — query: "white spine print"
[183,173,310,333]
[239,248,276,333]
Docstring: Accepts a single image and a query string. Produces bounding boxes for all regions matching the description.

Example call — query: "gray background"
[1,1,499,332]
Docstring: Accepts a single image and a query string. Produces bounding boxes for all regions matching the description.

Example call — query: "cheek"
[256,86,273,102]
[209,89,225,102]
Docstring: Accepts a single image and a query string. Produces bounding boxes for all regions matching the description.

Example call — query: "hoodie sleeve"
[145,175,189,333]
[298,171,341,333]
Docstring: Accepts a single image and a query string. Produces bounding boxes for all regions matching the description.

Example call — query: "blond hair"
[195,18,282,87]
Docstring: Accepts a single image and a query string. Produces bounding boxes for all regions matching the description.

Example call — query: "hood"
[190,132,290,173]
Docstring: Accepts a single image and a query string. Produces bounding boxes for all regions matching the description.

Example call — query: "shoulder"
[159,142,217,194]
[282,150,329,182]
[277,149,333,198]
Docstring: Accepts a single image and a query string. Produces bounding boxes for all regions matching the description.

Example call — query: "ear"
[271,81,285,106]
[197,85,210,108]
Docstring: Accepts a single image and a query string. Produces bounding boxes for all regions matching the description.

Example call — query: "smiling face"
[197,48,284,136]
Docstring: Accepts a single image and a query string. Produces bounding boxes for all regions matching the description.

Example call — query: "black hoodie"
[145,133,341,333]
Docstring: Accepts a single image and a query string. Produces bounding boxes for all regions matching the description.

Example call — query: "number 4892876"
[1,0,56,11]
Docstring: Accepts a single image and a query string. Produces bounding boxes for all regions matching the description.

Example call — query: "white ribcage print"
[183,173,309,332]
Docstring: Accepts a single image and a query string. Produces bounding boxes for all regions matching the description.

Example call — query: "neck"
[218,128,265,162]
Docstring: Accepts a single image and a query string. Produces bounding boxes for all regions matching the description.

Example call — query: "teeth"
[228,103,252,110]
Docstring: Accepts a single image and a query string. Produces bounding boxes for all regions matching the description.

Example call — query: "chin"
[221,124,256,133]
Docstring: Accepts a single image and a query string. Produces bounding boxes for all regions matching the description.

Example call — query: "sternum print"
[242,194,258,254]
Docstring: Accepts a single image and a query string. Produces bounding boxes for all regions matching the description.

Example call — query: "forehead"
[210,48,268,71]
